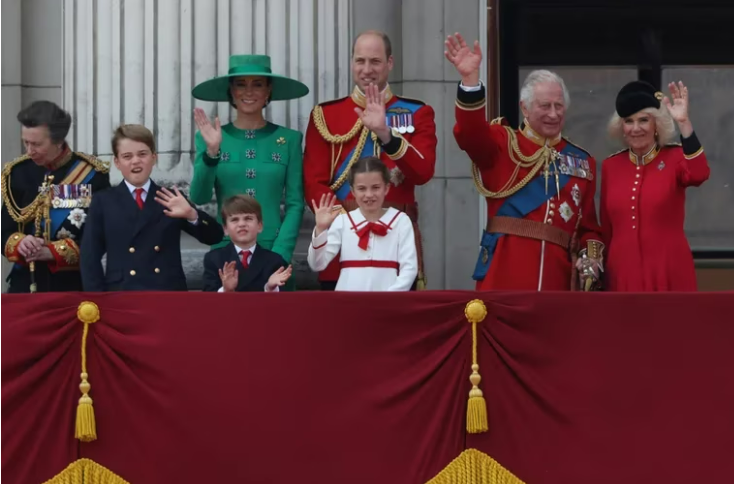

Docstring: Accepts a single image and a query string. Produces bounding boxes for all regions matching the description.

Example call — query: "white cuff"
[264,284,280,292]
[218,286,224,293]
[459,80,484,92]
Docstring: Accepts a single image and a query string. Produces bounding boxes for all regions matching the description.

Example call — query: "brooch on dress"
[658,160,666,171]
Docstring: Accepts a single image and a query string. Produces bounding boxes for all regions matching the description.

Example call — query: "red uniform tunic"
[600,136,710,291]
[303,85,437,285]
[454,83,603,291]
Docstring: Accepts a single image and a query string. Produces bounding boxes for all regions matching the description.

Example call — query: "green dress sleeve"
[189,132,218,205]
[270,131,305,261]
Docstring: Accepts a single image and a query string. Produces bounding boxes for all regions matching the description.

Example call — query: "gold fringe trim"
[41,459,130,484]
[426,449,526,484]
[76,302,100,442]
[464,300,488,434]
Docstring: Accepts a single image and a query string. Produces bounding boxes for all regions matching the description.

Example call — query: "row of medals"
[387,114,416,134]
[50,184,93,208]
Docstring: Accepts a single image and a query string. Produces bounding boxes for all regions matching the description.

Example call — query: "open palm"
[662,81,689,123]
[444,33,482,78]
[311,193,341,232]
[194,107,222,154]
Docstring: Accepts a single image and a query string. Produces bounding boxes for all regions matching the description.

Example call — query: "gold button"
[129,247,135,253]
[631,196,636,200]
[637,167,641,170]
[13,235,19,240]
[634,181,639,185]
[632,206,636,210]
[632,216,636,220]
[130,270,136,276]
[636,174,641,178]
[546,219,552,224]
[549,210,555,217]
[632,188,637,192]
[154,268,160,274]
[550,203,556,209]
[154,246,160,252]
[632,225,636,229]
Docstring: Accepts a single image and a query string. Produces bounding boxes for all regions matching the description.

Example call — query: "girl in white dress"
[308,157,418,291]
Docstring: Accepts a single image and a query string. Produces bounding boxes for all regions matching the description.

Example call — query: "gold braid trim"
[426,449,526,484]
[4,232,25,261]
[76,152,111,173]
[329,127,370,192]
[41,458,129,484]
[312,105,362,144]
[51,239,80,267]
[472,127,553,199]
[1,156,47,224]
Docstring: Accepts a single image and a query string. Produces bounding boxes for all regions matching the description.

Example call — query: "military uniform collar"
[44,145,73,171]
[520,121,562,147]
[351,84,394,109]
[629,144,660,166]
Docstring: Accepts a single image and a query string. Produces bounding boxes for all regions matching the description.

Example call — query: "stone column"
[60,0,352,289]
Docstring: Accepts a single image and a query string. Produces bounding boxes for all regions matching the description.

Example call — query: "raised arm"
[189,108,223,205]
[662,82,710,187]
[445,33,504,167]
[307,194,343,272]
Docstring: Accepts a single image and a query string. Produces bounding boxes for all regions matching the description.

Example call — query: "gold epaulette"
[75,152,110,174]
[1,154,30,178]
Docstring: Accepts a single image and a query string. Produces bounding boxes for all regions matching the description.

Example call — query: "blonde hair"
[607,105,676,146]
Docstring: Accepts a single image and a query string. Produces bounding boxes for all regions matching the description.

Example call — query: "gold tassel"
[76,302,100,442]
[41,458,130,484]
[465,300,488,434]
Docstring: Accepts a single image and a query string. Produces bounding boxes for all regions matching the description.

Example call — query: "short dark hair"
[111,124,156,157]
[221,194,262,223]
[16,101,72,144]
[227,77,273,109]
[348,156,390,187]
[352,30,392,59]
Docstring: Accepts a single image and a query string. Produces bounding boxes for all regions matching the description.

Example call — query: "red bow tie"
[356,222,388,250]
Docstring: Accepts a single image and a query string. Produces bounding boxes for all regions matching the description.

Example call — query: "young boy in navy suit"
[203,195,292,292]
[81,124,223,291]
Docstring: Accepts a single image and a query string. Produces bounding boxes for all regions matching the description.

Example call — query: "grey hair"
[520,70,571,108]
[607,105,676,146]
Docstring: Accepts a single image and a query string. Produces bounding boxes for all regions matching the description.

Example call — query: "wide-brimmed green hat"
[192,54,309,102]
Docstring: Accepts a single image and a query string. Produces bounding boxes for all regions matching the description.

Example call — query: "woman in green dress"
[190,54,308,270]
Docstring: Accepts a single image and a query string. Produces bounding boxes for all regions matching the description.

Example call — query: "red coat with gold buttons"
[453,84,603,291]
[600,135,710,291]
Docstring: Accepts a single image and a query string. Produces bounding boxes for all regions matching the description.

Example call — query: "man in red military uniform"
[303,30,437,290]
[445,33,603,291]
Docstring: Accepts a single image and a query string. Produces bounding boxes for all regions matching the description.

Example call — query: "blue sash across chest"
[45,159,96,236]
[332,99,423,200]
[472,142,589,281]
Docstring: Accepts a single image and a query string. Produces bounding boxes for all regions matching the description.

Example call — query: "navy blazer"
[202,242,287,292]
[81,180,223,291]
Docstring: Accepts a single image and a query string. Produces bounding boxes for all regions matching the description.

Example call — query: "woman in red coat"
[600,80,710,291]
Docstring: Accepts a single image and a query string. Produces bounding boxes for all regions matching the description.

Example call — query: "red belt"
[340,260,399,270]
